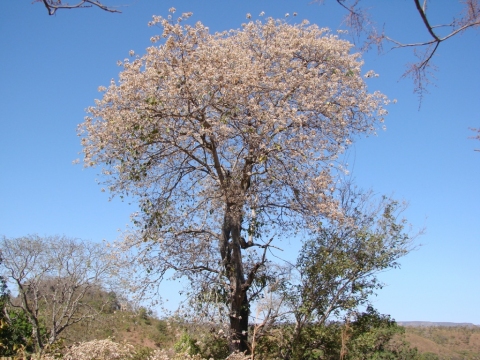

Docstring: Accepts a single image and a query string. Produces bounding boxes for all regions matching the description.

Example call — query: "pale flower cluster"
[23,339,134,360]
[145,349,249,360]
[62,339,135,360]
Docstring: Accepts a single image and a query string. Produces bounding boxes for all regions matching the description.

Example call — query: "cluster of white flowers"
[364,69,380,78]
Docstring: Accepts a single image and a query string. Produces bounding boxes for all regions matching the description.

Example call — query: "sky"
[0,0,479,324]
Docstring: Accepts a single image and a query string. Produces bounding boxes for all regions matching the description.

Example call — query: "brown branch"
[421,42,439,69]
[161,261,220,275]
[470,127,480,151]
[414,0,440,41]
[243,237,274,291]
[38,0,121,15]
[438,20,480,41]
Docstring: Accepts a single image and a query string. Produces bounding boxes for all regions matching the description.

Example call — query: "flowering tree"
[79,11,389,353]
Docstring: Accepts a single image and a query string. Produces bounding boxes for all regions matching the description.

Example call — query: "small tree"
[283,307,417,360]
[342,306,413,360]
[0,234,119,355]
[286,186,416,357]
[292,187,414,321]
[79,11,389,353]
[250,185,418,359]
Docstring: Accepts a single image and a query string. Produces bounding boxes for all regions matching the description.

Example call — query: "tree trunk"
[229,291,250,353]
[222,205,250,354]
[32,323,44,355]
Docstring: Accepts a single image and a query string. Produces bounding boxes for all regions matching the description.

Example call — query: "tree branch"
[38,0,121,15]
[414,0,440,41]
[243,237,274,291]
[321,0,480,100]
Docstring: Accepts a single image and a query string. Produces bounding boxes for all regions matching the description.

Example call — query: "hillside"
[404,326,480,360]
[59,309,180,351]
[63,313,480,359]
[400,322,479,328]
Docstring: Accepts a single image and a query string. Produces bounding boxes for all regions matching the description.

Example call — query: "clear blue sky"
[1,1,479,324]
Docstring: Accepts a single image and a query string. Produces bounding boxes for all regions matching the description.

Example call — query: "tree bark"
[229,290,250,353]
[222,205,250,353]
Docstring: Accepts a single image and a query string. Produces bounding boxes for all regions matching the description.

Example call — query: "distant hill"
[401,325,480,359]
[399,321,479,328]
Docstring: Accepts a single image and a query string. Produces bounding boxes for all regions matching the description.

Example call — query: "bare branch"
[36,0,121,15]
[319,0,480,100]
[414,0,440,41]
[243,237,274,292]
[469,127,480,150]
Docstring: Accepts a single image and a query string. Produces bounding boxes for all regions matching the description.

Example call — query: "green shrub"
[174,332,200,356]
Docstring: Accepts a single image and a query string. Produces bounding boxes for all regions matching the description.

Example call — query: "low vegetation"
[2,263,479,359]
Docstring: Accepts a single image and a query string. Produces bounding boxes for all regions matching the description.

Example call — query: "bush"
[173,332,200,356]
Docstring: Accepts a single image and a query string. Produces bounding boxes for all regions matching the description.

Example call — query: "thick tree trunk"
[222,205,250,354]
[229,291,250,353]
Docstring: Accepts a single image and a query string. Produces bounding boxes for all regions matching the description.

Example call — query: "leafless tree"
[0,234,119,354]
